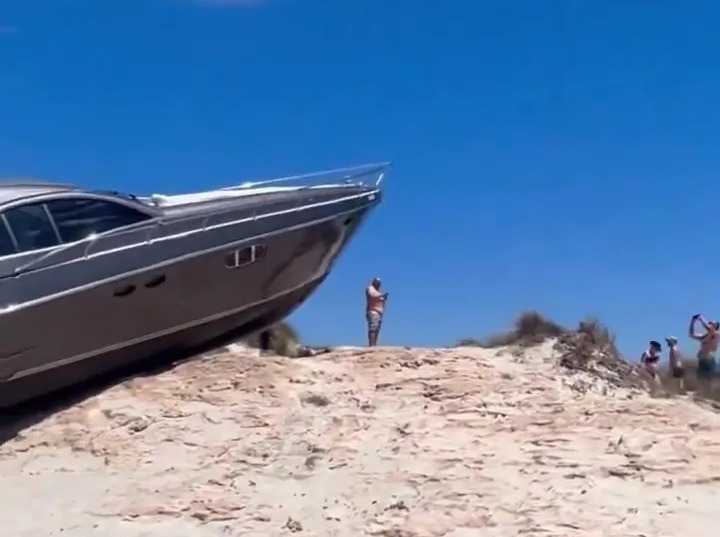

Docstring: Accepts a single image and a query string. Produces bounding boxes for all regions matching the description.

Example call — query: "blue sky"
[2,1,720,357]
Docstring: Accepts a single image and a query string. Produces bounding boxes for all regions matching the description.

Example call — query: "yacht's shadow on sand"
[0,309,295,447]
[0,344,230,447]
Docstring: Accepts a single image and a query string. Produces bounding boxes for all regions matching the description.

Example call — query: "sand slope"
[2,341,720,537]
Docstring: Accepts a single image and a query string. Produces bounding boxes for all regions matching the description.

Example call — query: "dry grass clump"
[457,311,614,352]
[459,311,656,391]
[574,317,618,354]
[243,321,300,357]
[457,312,720,401]
[556,319,654,391]
[457,311,566,348]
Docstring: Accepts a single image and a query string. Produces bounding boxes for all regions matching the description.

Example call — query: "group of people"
[640,314,719,392]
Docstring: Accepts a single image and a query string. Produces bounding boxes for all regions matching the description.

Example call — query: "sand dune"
[2,340,720,536]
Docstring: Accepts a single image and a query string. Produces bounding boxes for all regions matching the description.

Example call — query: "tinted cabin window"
[4,204,60,252]
[0,219,16,256]
[45,198,150,243]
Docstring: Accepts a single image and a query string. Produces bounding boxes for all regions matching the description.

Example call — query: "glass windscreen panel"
[3,204,60,252]
[45,198,151,243]
[0,218,17,256]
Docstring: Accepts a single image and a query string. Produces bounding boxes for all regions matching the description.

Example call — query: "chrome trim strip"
[10,268,328,379]
[0,199,376,313]
[1,214,18,252]
[8,188,377,271]
[42,203,63,244]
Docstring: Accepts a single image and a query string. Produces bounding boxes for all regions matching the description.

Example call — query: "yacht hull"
[0,276,324,409]
[0,202,374,408]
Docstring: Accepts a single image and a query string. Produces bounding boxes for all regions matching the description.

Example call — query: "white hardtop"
[142,183,353,208]
[138,162,389,208]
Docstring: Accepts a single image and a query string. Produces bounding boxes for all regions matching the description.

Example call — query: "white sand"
[2,341,720,537]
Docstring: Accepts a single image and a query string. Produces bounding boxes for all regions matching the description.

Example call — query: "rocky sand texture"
[2,340,720,537]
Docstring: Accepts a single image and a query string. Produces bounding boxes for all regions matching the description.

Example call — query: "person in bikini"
[665,336,684,392]
[640,340,662,384]
[689,314,720,392]
[365,277,388,347]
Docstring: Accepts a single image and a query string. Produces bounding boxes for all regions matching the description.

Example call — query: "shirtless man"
[365,277,388,347]
[689,313,720,392]
[640,340,662,384]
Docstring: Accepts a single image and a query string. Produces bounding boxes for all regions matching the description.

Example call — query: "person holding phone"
[689,313,720,392]
[365,277,388,347]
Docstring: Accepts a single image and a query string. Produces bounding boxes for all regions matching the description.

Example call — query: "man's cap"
[665,336,678,344]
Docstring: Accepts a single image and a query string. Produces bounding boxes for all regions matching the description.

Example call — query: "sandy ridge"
[1,341,720,536]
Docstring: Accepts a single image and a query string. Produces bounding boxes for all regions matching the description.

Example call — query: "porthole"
[225,244,266,269]
[113,284,136,297]
[145,274,167,288]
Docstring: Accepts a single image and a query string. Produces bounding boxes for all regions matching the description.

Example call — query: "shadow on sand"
[0,304,299,447]
[0,345,216,447]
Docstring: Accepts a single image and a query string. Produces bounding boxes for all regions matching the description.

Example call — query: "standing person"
[665,336,684,392]
[688,314,720,393]
[259,330,271,354]
[365,277,388,347]
[640,340,662,384]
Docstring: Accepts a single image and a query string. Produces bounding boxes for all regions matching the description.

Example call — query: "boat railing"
[142,162,388,243]
[13,218,158,275]
[217,161,389,191]
[14,162,390,275]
